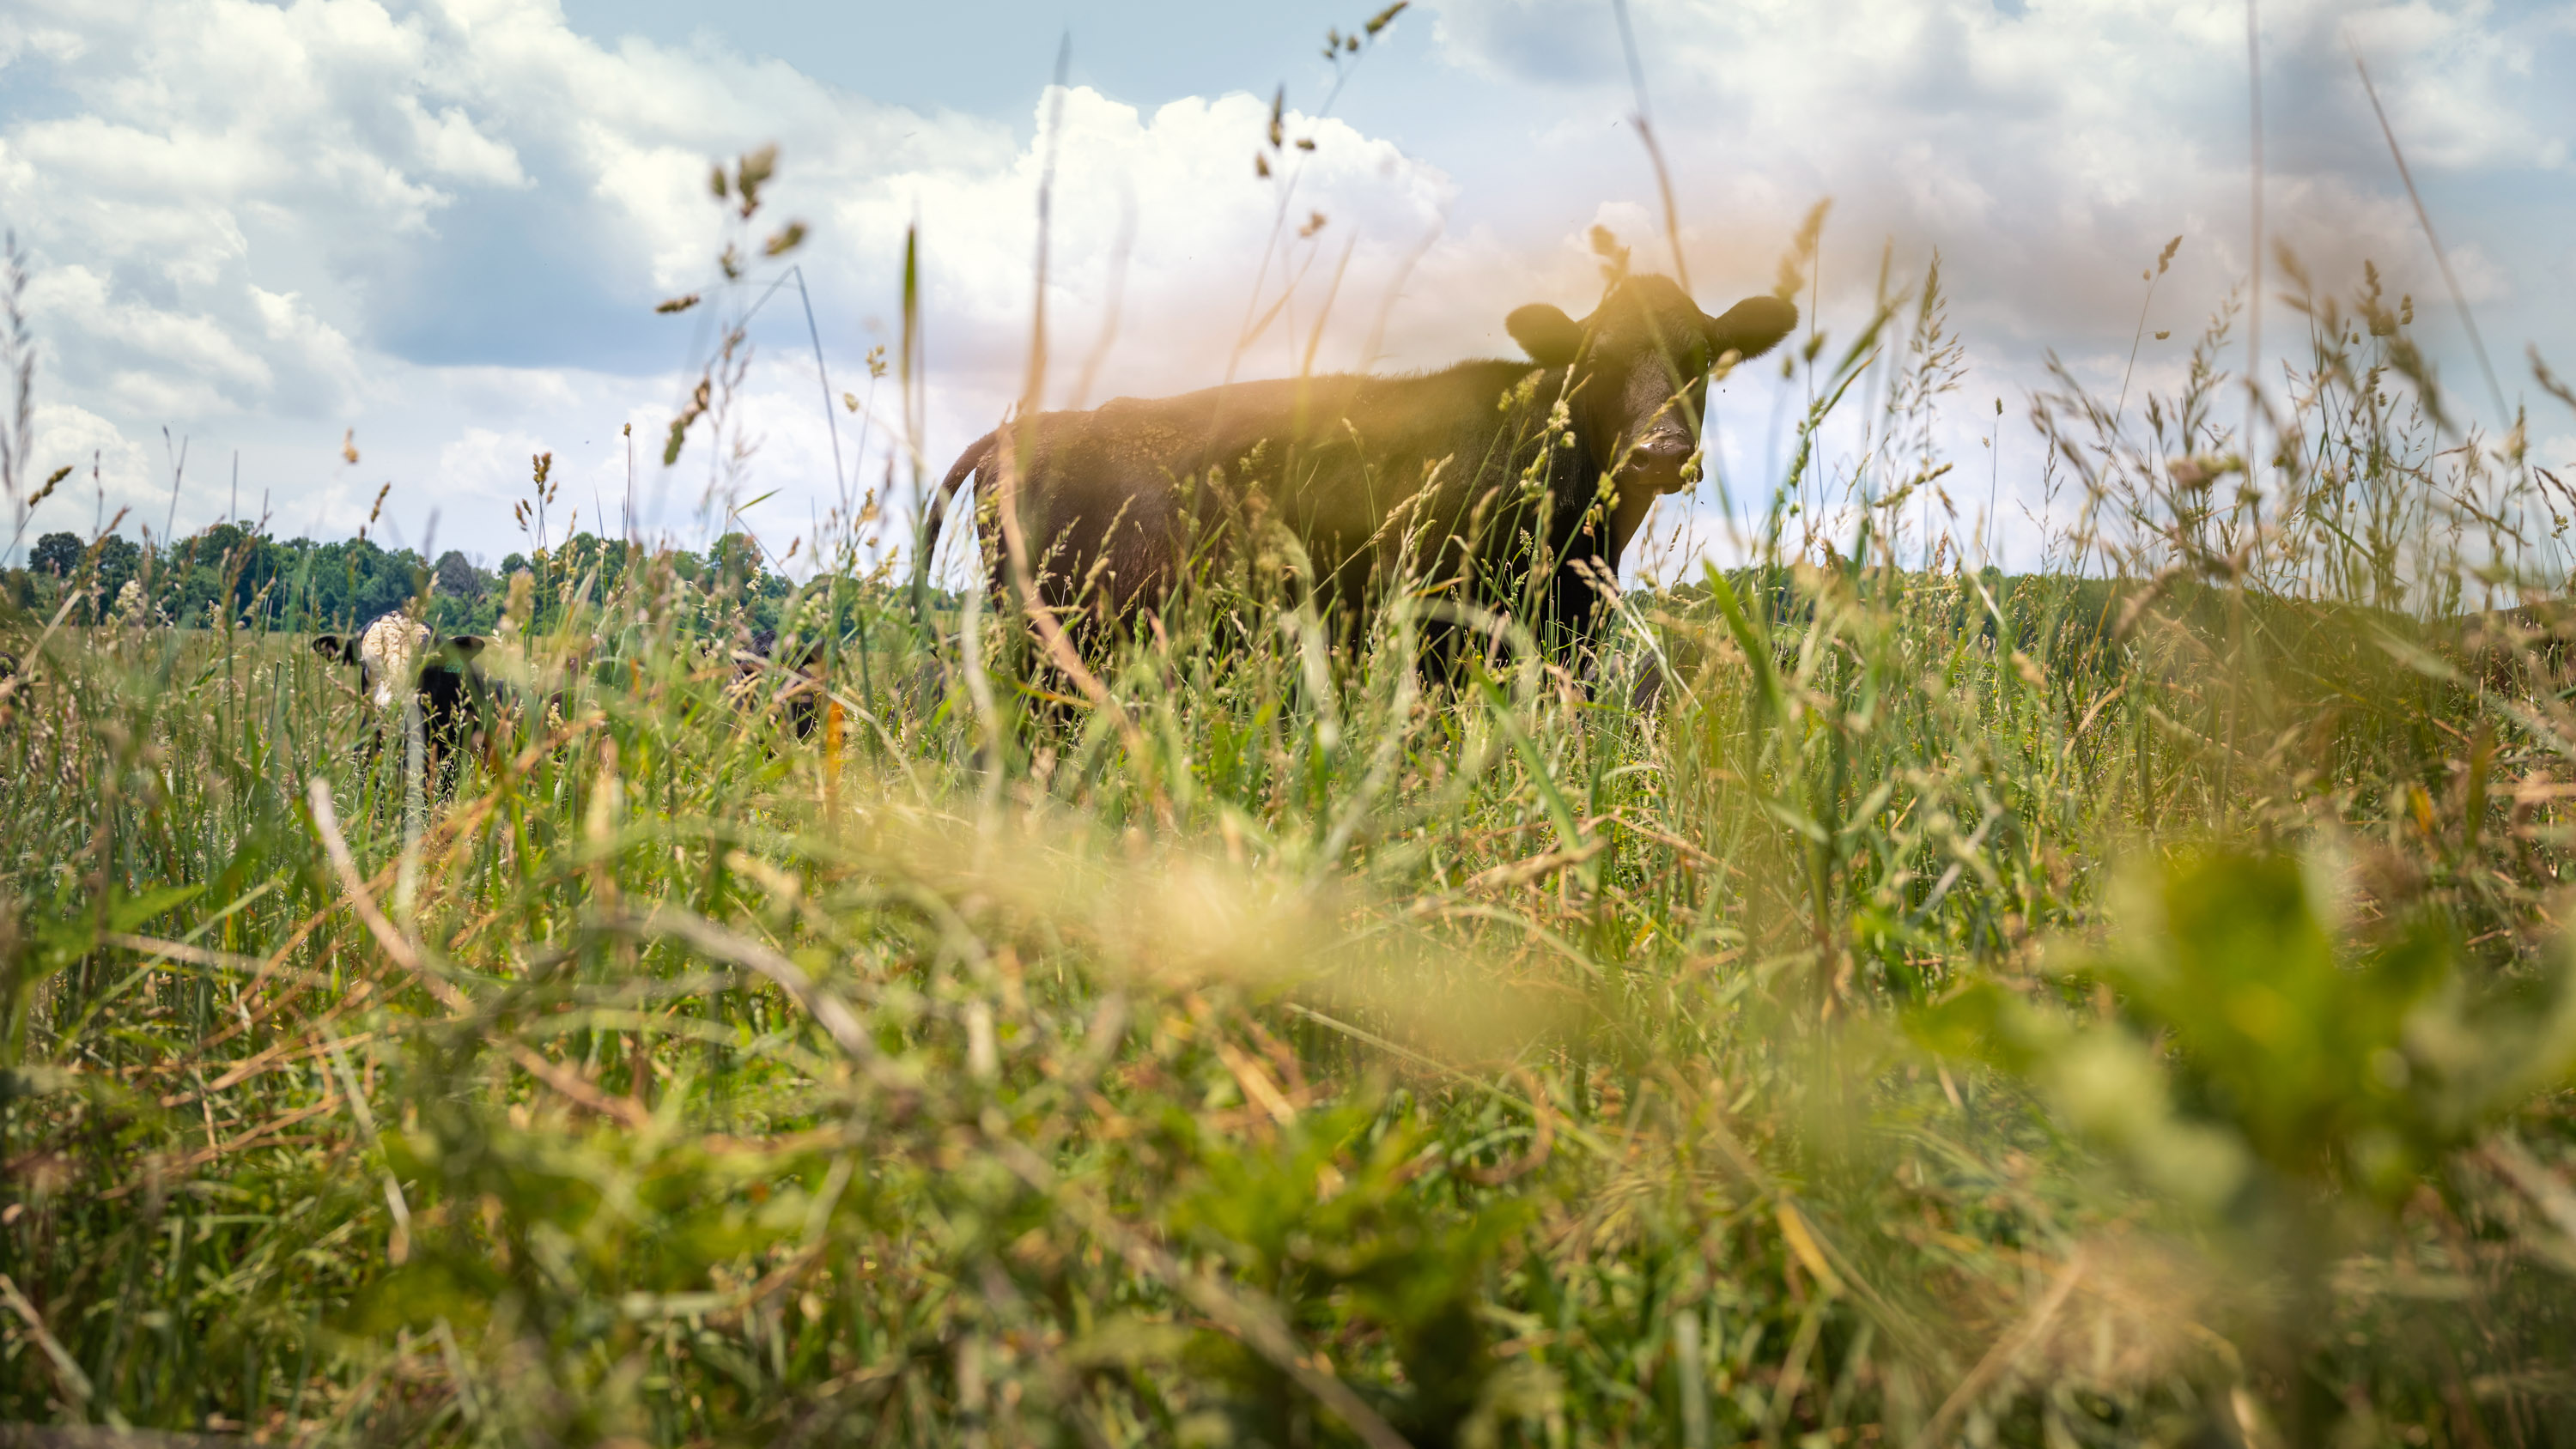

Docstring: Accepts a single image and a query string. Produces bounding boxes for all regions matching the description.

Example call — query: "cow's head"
[312,627,489,708]
[1505,274,1797,498]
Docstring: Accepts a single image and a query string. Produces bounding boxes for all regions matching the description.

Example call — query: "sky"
[1,0,2570,579]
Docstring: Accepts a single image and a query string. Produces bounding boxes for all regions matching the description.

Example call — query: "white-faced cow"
[919,273,1795,675]
[312,611,491,782]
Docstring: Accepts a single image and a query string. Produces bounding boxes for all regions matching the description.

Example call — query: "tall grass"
[8,187,2576,1449]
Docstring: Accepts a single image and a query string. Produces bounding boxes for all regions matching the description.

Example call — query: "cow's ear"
[1704,295,1799,362]
[444,635,489,664]
[1506,304,1583,367]
[311,634,351,664]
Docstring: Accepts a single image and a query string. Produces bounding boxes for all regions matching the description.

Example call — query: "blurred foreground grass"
[9,251,2576,1449]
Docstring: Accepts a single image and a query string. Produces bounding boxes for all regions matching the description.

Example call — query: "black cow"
[920,273,1795,673]
[731,627,829,739]
[312,612,492,780]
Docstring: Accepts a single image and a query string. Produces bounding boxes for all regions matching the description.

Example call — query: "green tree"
[28,531,79,579]
[434,550,487,602]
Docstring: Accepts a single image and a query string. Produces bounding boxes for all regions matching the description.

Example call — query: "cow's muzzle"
[1621,429,1699,494]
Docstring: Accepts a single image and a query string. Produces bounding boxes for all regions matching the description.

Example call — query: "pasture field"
[9,252,2576,1449]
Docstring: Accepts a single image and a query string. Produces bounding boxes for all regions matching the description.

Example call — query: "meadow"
[9,197,2576,1449]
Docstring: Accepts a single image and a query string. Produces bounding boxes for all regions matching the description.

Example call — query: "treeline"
[3,524,805,636]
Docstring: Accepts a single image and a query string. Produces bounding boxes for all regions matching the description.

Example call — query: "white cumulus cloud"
[0,0,1473,561]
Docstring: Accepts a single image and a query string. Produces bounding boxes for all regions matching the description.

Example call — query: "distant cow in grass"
[727,628,829,739]
[920,273,1796,675]
[312,612,491,781]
